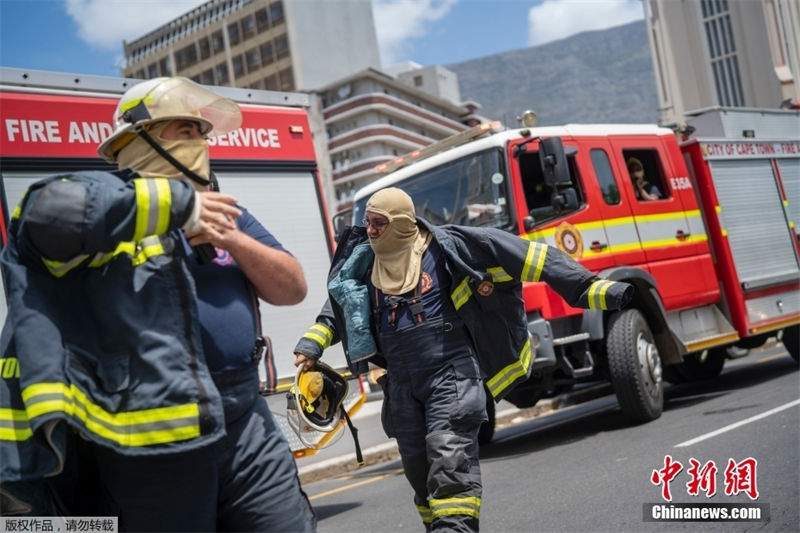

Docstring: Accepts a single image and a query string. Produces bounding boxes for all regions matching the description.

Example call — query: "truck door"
[582,141,646,268]
[610,137,717,310]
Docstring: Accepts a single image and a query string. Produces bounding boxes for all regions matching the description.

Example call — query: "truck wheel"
[478,389,496,445]
[607,308,663,422]
[782,325,799,364]
[675,348,726,381]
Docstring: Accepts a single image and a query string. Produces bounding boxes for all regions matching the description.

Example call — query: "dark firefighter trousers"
[379,315,487,532]
[81,362,316,532]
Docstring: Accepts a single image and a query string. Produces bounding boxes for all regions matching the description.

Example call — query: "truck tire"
[478,388,496,445]
[606,308,663,422]
[782,325,799,364]
[674,348,726,381]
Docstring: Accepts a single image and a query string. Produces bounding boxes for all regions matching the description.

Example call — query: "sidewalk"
[295,382,612,484]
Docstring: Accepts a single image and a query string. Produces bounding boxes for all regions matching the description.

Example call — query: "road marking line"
[675,398,800,448]
[308,469,402,501]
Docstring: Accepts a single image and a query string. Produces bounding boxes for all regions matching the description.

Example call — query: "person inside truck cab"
[293,187,633,532]
[0,77,316,531]
[627,156,663,201]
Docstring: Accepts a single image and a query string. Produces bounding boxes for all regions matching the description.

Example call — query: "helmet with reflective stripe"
[97,76,242,163]
[286,362,349,448]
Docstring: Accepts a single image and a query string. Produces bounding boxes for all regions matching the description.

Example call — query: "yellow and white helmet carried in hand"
[287,361,349,449]
[97,76,242,163]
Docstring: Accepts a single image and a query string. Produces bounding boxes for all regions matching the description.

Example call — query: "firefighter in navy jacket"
[294,187,632,532]
[0,77,315,532]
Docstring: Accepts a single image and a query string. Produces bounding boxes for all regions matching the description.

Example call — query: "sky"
[0,0,644,77]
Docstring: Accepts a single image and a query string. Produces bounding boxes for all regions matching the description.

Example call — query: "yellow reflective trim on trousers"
[430,496,481,519]
[41,254,90,278]
[486,338,531,398]
[0,426,33,441]
[451,276,472,310]
[487,266,512,282]
[587,280,613,310]
[22,382,201,446]
[522,242,548,282]
[416,505,433,524]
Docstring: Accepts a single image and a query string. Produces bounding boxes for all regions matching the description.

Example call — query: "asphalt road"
[299,343,799,532]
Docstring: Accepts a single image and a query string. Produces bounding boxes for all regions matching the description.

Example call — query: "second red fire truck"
[345,106,800,440]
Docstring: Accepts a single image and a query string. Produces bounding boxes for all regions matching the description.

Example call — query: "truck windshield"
[352,148,511,229]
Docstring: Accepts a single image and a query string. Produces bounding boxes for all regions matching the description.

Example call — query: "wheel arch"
[598,266,684,365]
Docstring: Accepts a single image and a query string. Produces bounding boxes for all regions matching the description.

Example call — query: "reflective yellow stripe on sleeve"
[20,382,201,447]
[587,279,614,310]
[486,337,532,398]
[521,242,548,282]
[302,323,333,349]
[133,178,172,242]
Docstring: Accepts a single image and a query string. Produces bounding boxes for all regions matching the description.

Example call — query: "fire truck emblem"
[420,271,433,293]
[555,222,583,259]
[477,280,494,296]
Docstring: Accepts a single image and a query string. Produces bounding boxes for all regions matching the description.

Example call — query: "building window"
[175,43,198,71]
[702,1,744,107]
[211,30,225,54]
[275,34,289,59]
[232,55,245,78]
[147,63,159,78]
[245,47,261,73]
[200,69,215,85]
[278,67,294,91]
[264,74,278,90]
[260,42,274,65]
[134,68,146,79]
[228,22,240,46]
[250,79,264,90]
[270,2,284,25]
[241,14,256,40]
[413,75,423,87]
[256,8,270,32]
[159,57,171,76]
[215,62,229,85]
[199,37,211,60]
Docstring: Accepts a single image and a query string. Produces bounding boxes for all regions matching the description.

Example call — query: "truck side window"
[590,149,620,205]
[519,150,583,223]
[622,149,668,201]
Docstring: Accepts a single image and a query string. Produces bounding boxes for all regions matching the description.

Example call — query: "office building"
[122,0,380,91]
[644,0,800,128]
[310,66,484,212]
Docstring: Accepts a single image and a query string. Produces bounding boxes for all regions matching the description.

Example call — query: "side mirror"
[551,187,578,213]
[523,215,536,233]
[539,137,570,186]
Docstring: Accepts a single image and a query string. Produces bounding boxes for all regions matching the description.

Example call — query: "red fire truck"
[346,107,800,439]
[0,67,363,457]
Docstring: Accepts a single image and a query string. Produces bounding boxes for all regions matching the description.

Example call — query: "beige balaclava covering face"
[115,121,210,190]
[366,187,432,295]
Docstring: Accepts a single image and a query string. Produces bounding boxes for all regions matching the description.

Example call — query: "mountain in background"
[448,20,659,127]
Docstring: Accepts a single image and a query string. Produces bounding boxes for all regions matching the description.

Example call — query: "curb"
[297,383,613,485]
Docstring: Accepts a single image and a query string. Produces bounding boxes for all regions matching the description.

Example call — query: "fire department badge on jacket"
[555,221,583,259]
[477,280,494,296]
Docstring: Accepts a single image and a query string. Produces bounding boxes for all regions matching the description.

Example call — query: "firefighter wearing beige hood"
[295,187,633,532]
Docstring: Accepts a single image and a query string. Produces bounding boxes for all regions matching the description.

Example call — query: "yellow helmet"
[97,76,242,163]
